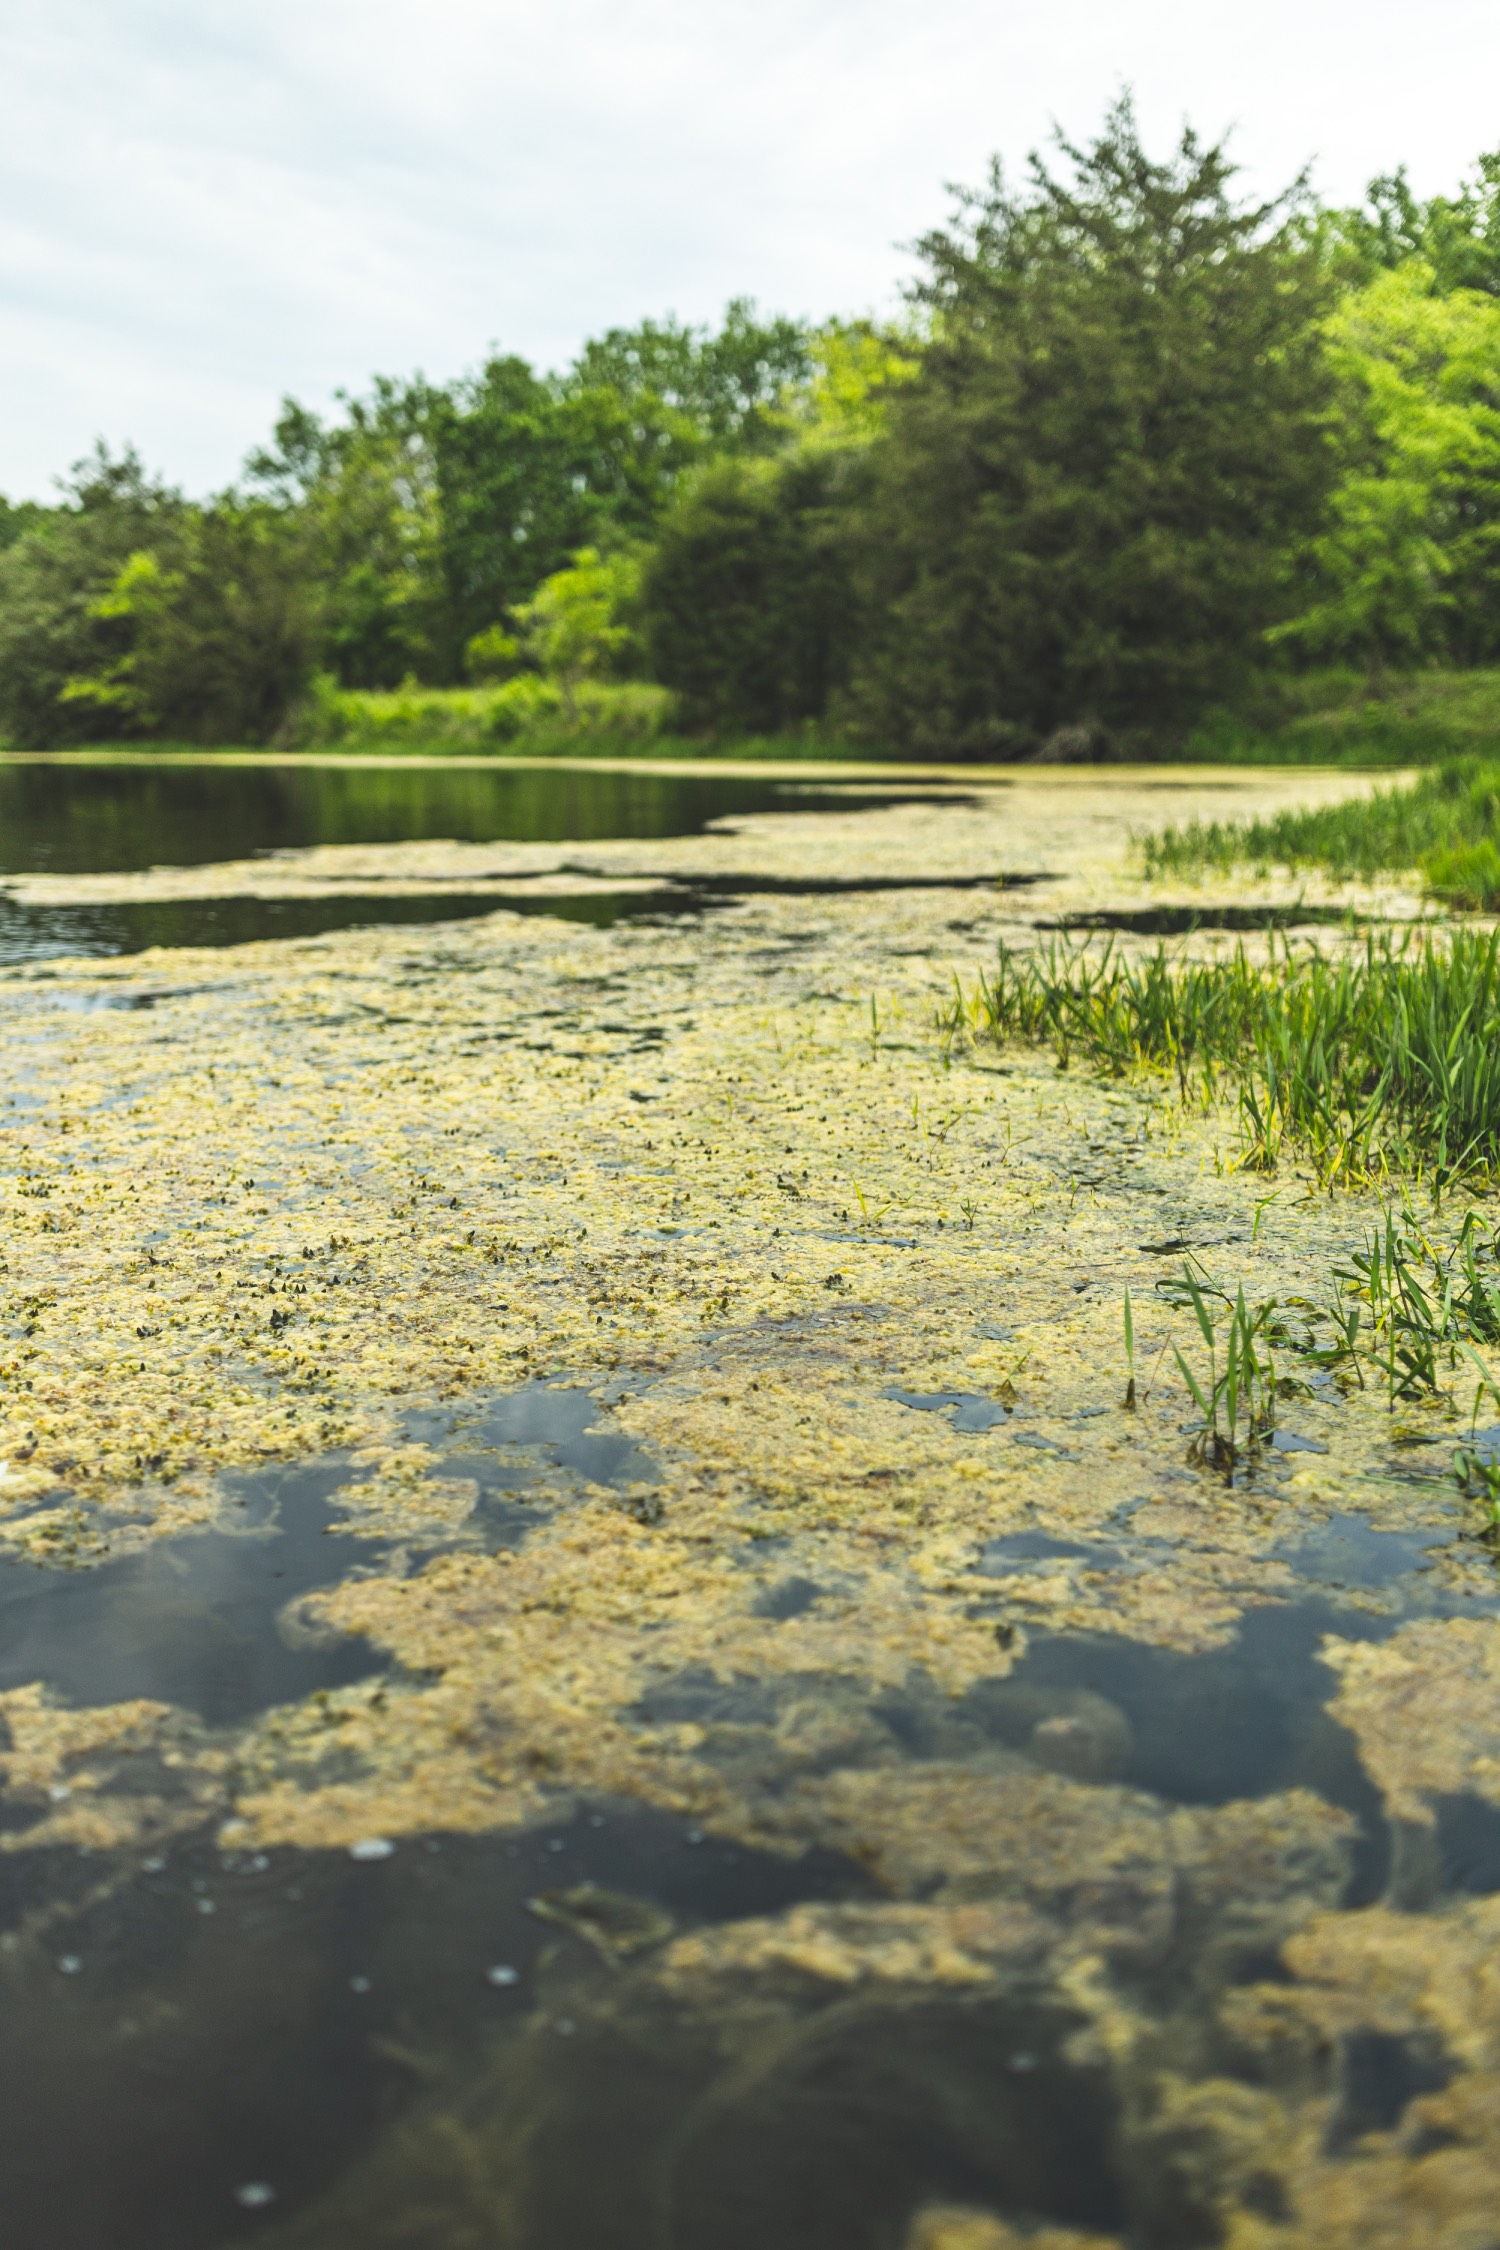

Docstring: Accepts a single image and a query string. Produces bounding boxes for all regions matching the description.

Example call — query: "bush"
[282,673,675,753]
[0,453,316,748]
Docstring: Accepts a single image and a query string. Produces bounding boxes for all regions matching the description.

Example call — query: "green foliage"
[0,449,177,747]
[1329,152,1500,297]
[510,547,642,713]
[1161,1262,1279,1471]
[248,378,450,687]
[563,298,811,457]
[65,508,316,744]
[1144,755,1500,897]
[0,449,316,747]
[284,672,673,753]
[843,98,1338,756]
[1272,265,1500,669]
[947,925,1500,1184]
[779,320,921,449]
[250,303,812,695]
[0,495,45,552]
[1174,666,1500,765]
[641,448,859,734]
[20,118,1500,755]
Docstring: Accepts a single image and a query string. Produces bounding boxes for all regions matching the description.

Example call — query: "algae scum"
[6,756,1500,2248]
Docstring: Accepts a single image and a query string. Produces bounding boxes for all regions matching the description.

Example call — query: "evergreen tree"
[844,99,1338,756]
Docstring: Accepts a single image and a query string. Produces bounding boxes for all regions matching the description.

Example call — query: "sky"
[2,0,1497,501]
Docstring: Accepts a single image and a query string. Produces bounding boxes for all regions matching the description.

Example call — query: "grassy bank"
[947,925,1500,1185]
[263,674,886,762]
[1144,756,1500,906]
[275,665,1500,765]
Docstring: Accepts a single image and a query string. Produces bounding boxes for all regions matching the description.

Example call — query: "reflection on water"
[0,888,655,965]
[1,1464,1499,2244]
[0,1389,657,1725]
[0,760,942,876]
[0,760,999,961]
[0,1462,381,1724]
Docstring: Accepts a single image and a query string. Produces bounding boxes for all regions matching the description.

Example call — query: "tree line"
[3,98,1500,758]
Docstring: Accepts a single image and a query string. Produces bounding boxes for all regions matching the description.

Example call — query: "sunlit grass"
[945,925,1500,1185]
[1142,756,1500,901]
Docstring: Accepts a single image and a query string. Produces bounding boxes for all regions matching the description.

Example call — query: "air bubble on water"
[56,1955,82,1976]
[349,1975,372,1994]
[198,1898,216,1915]
[486,1964,519,1986]
[233,2182,277,2209]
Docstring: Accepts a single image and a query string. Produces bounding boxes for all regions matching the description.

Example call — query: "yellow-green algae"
[3,767,1500,2244]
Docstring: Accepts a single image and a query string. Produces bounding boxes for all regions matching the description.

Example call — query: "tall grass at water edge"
[1144,756,1500,906]
[944,926,1500,1185]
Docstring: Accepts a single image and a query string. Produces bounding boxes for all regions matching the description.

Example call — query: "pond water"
[4,760,1498,2247]
[0,759,941,875]
[2,1385,1497,2247]
[0,757,981,962]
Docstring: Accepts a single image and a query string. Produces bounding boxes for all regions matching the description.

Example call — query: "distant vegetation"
[1144,755,1500,908]
[5,100,1500,760]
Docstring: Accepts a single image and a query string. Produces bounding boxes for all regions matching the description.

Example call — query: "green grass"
[274,673,891,762]
[1144,756,1500,904]
[945,925,1500,1185]
[1170,667,1500,767]
[279,674,678,754]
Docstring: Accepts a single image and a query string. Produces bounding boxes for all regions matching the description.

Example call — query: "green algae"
[2,768,1500,2245]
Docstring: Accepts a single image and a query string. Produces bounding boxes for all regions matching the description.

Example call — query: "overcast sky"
[2,0,1497,500]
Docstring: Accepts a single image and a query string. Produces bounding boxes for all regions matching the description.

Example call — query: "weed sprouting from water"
[945,926,1500,1186]
[1306,1211,1500,1405]
[1453,1441,1500,1540]
[1157,1261,1278,1474]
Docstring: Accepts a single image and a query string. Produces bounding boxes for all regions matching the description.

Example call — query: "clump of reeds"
[1163,1265,1279,1472]
[945,926,1500,1184]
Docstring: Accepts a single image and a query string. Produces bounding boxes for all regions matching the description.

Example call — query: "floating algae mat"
[7,760,1500,2246]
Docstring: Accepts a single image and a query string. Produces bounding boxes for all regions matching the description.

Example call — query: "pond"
[2,760,1497,2250]
[0,758,928,874]
[0,756,971,962]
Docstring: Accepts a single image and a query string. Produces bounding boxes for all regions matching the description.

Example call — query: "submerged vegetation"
[948,925,1500,1184]
[8,105,1500,756]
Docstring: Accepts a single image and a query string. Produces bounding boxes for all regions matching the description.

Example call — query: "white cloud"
[2,0,1497,497]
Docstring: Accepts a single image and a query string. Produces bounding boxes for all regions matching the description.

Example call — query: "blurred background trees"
[4,104,1500,755]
